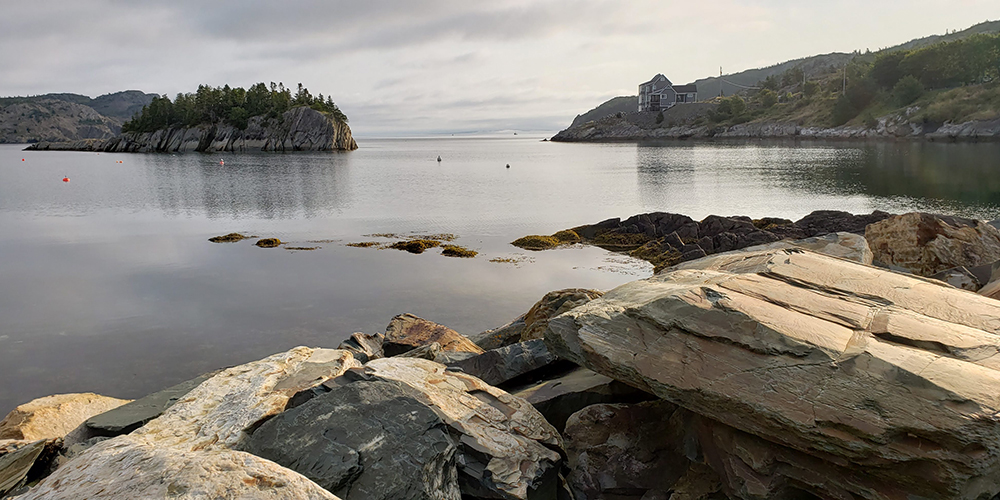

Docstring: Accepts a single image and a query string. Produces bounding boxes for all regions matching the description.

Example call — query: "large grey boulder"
[866,212,1000,276]
[546,247,1000,500]
[449,340,557,387]
[242,379,459,499]
[510,367,652,433]
[364,357,563,500]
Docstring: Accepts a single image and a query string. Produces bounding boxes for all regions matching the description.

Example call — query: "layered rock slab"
[242,379,460,499]
[383,314,484,357]
[866,212,1000,276]
[546,247,1000,500]
[364,357,563,500]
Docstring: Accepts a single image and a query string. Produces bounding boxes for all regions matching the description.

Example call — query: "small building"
[638,74,698,112]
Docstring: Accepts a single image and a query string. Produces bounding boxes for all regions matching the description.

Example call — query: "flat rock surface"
[84,371,218,436]
[132,347,360,451]
[242,379,460,500]
[364,357,562,500]
[0,393,130,441]
[383,314,484,357]
[547,247,1000,499]
[13,434,340,500]
[866,212,1000,276]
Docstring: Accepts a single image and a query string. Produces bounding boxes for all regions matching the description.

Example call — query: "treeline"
[122,82,347,133]
[834,33,1000,125]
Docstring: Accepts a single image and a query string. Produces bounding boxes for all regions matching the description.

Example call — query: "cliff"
[27,106,358,152]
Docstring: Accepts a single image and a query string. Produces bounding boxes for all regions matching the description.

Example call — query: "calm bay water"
[2,136,1000,414]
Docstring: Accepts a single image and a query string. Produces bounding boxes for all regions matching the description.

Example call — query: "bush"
[831,95,858,126]
[804,81,820,97]
[655,111,664,124]
[758,89,778,108]
[893,75,924,107]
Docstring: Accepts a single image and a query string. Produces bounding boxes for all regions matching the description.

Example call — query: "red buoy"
[21,159,25,161]
[62,177,70,182]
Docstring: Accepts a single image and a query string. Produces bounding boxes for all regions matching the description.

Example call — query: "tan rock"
[520,288,604,341]
[865,212,1000,276]
[134,347,360,451]
[0,393,130,441]
[382,313,484,357]
[752,231,873,264]
[547,247,1000,500]
[981,279,1000,300]
[364,357,562,500]
[13,434,339,500]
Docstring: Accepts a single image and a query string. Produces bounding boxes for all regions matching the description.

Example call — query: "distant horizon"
[2,1,996,135]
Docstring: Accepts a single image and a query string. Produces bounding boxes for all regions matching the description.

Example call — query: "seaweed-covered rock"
[866,212,1000,276]
[242,379,459,500]
[364,357,562,500]
[547,247,1000,499]
[382,314,483,357]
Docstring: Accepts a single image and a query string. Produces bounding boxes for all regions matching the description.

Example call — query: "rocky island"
[4,209,1000,499]
[24,83,358,153]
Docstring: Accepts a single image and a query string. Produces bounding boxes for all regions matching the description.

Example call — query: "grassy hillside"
[569,96,636,128]
[0,91,156,143]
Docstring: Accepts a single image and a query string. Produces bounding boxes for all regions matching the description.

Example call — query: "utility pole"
[843,64,847,94]
[720,67,724,97]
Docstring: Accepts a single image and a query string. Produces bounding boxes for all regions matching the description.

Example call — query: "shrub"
[804,81,820,97]
[655,111,664,124]
[758,89,778,108]
[893,75,924,107]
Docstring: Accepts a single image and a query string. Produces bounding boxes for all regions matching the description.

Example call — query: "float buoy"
[437,156,442,162]
[506,164,510,169]
[219,160,225,165]
[21,159,25,161]
[62,177,70,182]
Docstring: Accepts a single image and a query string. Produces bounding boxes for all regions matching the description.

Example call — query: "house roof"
[673,84,698,93]
[640,74,672,87]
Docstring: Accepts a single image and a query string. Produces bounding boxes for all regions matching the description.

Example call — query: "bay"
[1,136,999,414]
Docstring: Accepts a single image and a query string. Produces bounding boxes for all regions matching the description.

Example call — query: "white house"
[638,74,698,112]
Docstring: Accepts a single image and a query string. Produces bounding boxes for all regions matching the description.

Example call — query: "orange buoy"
[219,159,225,165]
[62,177,70,182]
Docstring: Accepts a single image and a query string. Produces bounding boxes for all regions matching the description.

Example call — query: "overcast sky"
[1,1,997,136]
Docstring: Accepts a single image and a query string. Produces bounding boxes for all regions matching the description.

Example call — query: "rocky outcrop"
[14,435,340,500]
[382,314,484,357]
[521,289,605,341]
[546,247,1000,500]
[337,332,385,363]
[0,393,130,442]
[563,401,701,500]
[26,106,358,152]
[364,357,563,500]
[471,313,527,350]
[866,212,1000,277]
[0,440,47,497]
[243,379,460,499]
[449,339,558,387]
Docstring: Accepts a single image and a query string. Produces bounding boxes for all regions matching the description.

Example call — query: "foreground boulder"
[243,379,460,499]
[547,247,1000,499]
[0,440,46,497]
[470,314,527,350]
[365,357,563,500]
[449,339,558,387]
[866,212,1000,276]
[0,393,130,441]
[520,289,604,341]
[564,401,695,499]
[382,314,484,357]
[14,435,340,500]
[337,332,385,363]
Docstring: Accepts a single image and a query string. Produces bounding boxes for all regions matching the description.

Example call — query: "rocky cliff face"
[29,106,358,153]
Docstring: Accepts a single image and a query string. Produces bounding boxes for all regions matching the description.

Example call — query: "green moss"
[346,241,380,248]
[390,239,441,254]
[208,233,248,243]
[553,229,581,243]
[255,238,282,248]
[628,238,683,273]
[441,245,478,258]
[511,235,561,251]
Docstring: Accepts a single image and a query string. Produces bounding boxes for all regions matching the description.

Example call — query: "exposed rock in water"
[242,379,460,500]
[0,393,130,441]
[510,367,653,433]
[29,106,358,153]
[516,210,893,272]
[389,239,440,254]
[441,244,477,258]
[520,289,604,341]
[14,434,341,500]
[364,357,563,500]
[866,212,1000,277]
[382,313,484,357]
[208,233,249,243]
[255,238,282,248]
[546,247,1000,499]
[511,230,581,251]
